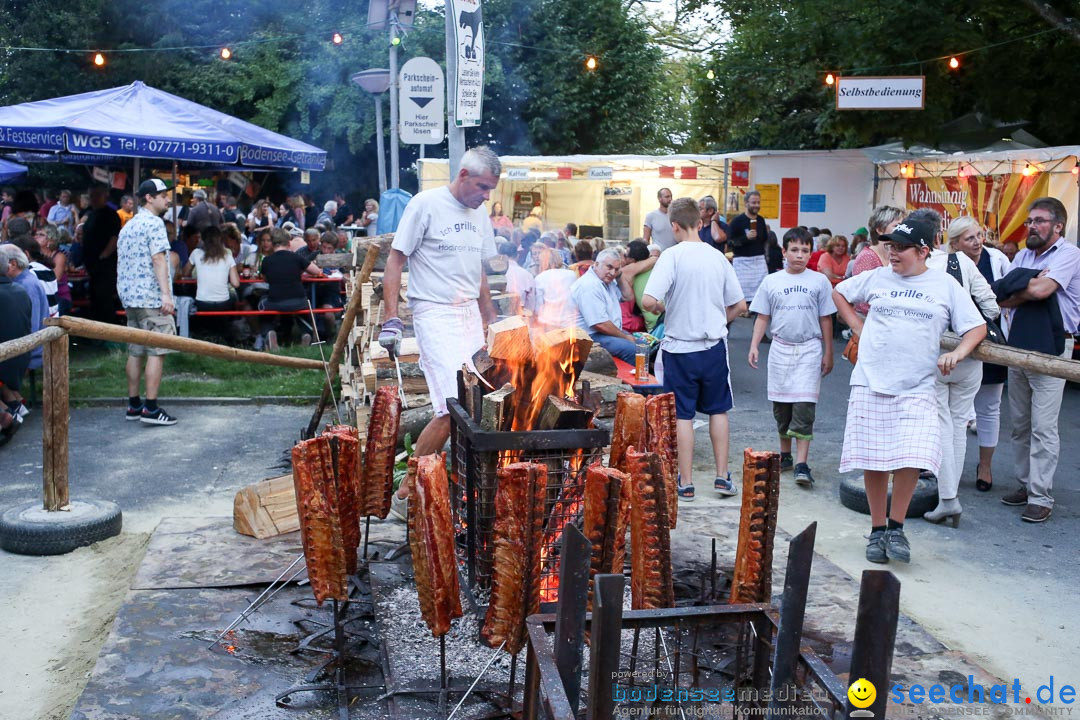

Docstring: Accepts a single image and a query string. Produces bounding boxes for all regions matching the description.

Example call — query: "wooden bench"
[612,357,664,394]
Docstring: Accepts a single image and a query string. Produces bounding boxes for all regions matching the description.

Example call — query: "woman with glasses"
[833,217,986,565]
[949,217,1011,494]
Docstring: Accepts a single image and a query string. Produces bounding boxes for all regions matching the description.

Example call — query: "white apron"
[766,337,822,403]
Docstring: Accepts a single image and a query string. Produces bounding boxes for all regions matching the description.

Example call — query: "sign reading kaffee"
[836,76,925,110]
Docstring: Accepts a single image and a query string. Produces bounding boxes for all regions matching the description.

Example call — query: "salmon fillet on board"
[626,447,674,610]
[481,462,547,655]
[409,453,463,637]
[292,437,348,605]
[360,385,402,519]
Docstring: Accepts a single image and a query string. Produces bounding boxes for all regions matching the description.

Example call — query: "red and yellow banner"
[906,173,1049,245]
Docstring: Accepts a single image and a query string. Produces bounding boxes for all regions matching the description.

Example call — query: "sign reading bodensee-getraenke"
[450,0,484,126]
[399,57,445,145]
[835,76,925,110]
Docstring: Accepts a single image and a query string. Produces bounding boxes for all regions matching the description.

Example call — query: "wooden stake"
[940,332,1080,382]
[481,384,516,431]
[537,395,591,430]
[42,335,69,511]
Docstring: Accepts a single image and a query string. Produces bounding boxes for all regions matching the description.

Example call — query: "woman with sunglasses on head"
[833,217,986,565]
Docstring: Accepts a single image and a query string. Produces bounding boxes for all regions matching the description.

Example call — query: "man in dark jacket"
[0,247,32,441]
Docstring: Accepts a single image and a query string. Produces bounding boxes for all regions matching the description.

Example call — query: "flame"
[537,449,587,603]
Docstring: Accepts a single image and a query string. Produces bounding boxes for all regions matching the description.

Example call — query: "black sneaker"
[126,404,144,421]
[140,407,178,426]
[885,528,911,563]
[794,463,814,487]
[865,530,888,564]
[779,453,794,471]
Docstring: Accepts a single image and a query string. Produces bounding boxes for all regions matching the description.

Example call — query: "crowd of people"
[0,181,379,439]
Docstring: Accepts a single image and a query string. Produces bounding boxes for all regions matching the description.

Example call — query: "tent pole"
[723,158,730,217]
[872,164,880,207]
[172,161,179,210]
[133,158,140,191]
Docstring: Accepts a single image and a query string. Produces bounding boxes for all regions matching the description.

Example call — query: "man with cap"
[116,178,179,426]
[833,217,985,564]
[186,188,222,233]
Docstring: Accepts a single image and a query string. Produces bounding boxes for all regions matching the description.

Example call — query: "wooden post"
[42,335,69,511]
[940,332,1080,382]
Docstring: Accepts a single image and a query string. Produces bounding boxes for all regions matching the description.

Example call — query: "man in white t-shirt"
[381,146,501,517]
[642,198,746,500]
[643,188,675,251]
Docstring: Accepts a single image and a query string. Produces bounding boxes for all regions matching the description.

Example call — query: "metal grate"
[447,398,609,602]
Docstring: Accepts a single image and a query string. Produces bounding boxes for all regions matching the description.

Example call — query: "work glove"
[379,317,404,360]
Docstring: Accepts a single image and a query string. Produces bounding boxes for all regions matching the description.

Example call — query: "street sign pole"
[388,11,401,189]
[374,95,387,194]
[445,1,465,179]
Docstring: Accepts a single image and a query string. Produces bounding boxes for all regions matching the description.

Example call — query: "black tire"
[838,475,938,518]
[0,499,122,556]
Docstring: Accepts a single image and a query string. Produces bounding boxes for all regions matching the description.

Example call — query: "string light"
[900,163,912,177]
[93,52,105,67]
[825,73,835,86]
[1022,163,1035,176]
[332,32,343,45]
[1072,162,1079,176]
[948,56,960,70]
[585,56,598,71]
[390,36,401,46]
[706,69,715,80]
[219,47,232,60]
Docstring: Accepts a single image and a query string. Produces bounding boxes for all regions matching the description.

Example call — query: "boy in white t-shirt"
[747,227,836,487]
[642,198,746,500]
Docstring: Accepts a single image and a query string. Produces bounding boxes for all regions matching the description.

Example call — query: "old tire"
[838,475,938,518]
[0,500,122,556]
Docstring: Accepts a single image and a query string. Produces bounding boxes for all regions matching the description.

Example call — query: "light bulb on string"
[220,47,232,60]
[1022,163,1035,177]
[900,164,911,177]
[585,56,598,71]
[93,52,105,67]
[391,36,401,46]
[948,56,960,70]
[332,32,343,45]
[1072,162,1079,176]
[825,73,835,86]
[706,69,715,80]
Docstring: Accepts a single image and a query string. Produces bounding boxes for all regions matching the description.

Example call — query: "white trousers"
[934,358,982,501]
[973,382,1004,448]
[1008,338,1075,508]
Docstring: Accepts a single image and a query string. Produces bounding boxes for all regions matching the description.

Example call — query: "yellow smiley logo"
[848,678,877,709]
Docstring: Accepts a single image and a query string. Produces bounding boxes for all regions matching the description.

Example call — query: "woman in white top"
[183,226,240,311]
[361,199,379,236]
[533,247,578,331]
[918,210,999,526]
[950,216,1011,495]
[834,218,986,565]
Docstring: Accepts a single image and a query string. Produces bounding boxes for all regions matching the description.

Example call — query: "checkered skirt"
[839,385,941,474]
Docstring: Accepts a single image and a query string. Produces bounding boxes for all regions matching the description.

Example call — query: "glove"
[379,317,404,359]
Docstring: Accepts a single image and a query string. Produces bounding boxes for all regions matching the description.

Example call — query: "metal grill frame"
[447,398,610,598]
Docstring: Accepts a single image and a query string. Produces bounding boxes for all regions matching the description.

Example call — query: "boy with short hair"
[642,198,746,500]
[747,227,836,486]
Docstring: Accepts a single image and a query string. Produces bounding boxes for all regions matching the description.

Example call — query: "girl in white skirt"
[833,218,986,564]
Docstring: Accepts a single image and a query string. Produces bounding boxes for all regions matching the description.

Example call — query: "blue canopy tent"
[0,81,326,173]
[0,158,28,182]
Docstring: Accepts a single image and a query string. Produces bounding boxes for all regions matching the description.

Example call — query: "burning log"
[481,462,547,655]
[481,383,516,432]
[644,392,679,529]
[609,392,646,473]
[360,385,402,519]
[486,315,533,365]
[730,449,781,605]
[538,395,592,430]
[292,436,348,605]
[534,326,592,377]
[583,463,631,611]
[409,453,463,637]
[626,447,674,610]
[325,424,362,575]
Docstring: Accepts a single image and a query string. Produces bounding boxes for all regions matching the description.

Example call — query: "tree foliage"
[691,0,1080,151]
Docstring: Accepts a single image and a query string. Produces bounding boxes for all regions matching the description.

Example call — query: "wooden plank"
[42,335,69,511]
[233,474,299,539]
[369,336,420,361]
[481,384,516,431]
[538,395,591,430]
[486,315,532,364]
[0,326,66,364]
[940,332,1080,382]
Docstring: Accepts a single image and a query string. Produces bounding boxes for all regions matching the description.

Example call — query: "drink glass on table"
[634,338,648,382]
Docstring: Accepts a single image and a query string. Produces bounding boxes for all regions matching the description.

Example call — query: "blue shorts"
[662,341,734,420]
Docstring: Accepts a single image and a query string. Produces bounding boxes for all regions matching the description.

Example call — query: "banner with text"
[450,0,484,127]
[836,76,925,110]
[905,172,1050,245]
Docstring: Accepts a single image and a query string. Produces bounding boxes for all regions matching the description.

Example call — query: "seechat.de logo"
[849,678,877,717]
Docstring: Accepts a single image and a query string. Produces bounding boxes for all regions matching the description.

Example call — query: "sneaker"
[140,407,178,426]
[125,404,144,421]
[865,530,888,564]
[841,329,853,340]
[301,333,312,347]
[966,419,977,435]
[389,492,408,523]
[676,475,695,501]
[779,453,794,472]
[267,330,279,351]
[1001,486,1028,506]
[254,334,265,351]
[885,528,911,563]
[794,463,814,487]
[1021,504,1052,523]
[0,411,22,440]
[714,473,737,496]
[11,402,29,420]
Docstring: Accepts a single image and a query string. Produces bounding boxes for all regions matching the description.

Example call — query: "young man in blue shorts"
[642,198,746,499]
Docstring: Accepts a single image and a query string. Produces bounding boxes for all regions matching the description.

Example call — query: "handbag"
[842,333,859,364]
[946,253,1005,344]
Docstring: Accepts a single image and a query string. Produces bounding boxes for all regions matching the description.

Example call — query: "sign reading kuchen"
[835,76,925,111]
[399,57,445,144]
[587,166,613,180]
[449,0,484,127]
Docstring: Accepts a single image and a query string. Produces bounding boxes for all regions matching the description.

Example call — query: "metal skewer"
[306,300,341,426]
[209,553,306,649]
[446,640,506,720]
